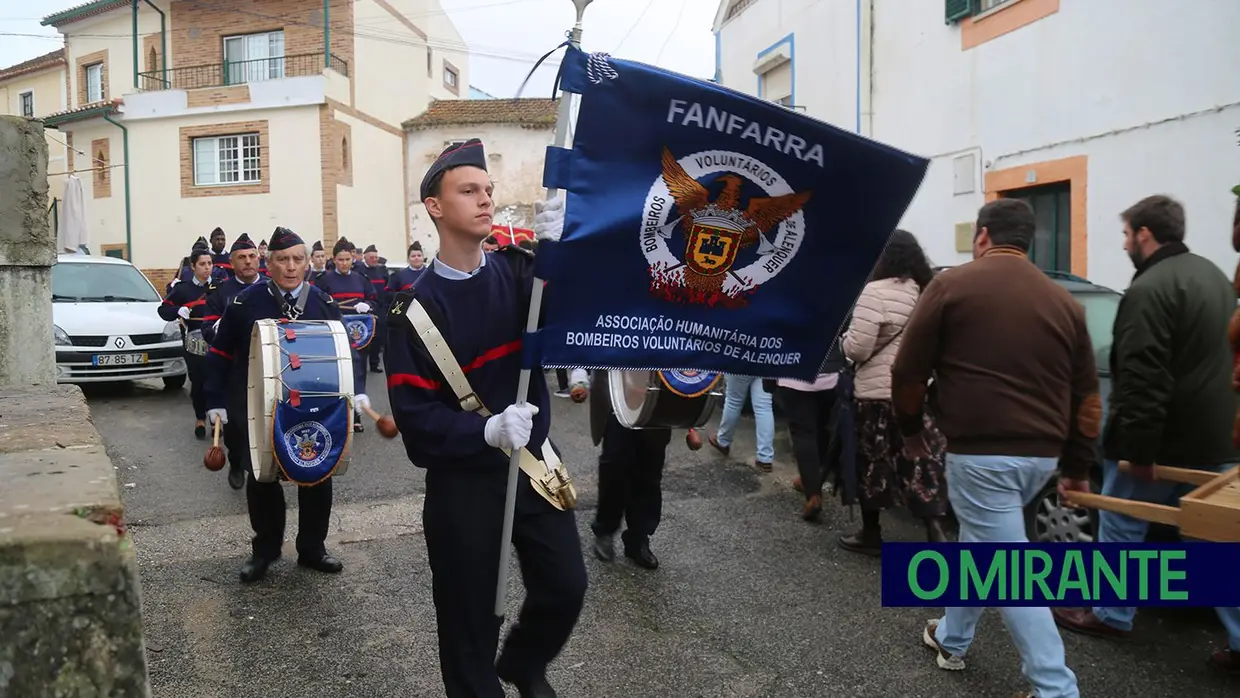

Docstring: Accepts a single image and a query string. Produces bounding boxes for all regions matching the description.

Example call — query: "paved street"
[86,376,1238,697]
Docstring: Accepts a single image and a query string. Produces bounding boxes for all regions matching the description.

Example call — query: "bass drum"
[603,369,722,433]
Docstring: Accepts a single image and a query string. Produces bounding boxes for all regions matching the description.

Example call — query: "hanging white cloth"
[57,174,88,253]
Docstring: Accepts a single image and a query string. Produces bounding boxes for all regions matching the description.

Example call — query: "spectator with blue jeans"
[709,374,775,471]
[1052,195,1240,674]
[892,199,1098,697]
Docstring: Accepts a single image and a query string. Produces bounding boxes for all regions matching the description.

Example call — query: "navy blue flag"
[533,47,929,380]
[342,313,375,351]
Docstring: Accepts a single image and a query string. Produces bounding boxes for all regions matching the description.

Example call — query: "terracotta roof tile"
[42,0,129,27]
[41,99,122,126]
[0,49,66,83]
[403,98,559,130]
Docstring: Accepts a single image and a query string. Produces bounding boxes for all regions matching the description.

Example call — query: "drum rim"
[608,369,657,429]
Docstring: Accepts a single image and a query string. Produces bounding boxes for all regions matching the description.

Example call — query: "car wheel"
[1025,478,1099,543]
[162,375,187,391]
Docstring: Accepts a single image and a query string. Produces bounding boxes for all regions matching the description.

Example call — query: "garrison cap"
[419,138,487,201]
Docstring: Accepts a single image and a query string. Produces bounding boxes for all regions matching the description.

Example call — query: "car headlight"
[53,325,71,346]
[162,321,181,342]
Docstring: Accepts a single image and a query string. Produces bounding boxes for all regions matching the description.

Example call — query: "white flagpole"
[495,0,593,618]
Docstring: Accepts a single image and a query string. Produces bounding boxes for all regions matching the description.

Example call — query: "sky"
[0,0,720,98]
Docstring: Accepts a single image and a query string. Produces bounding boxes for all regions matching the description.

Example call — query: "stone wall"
[0,386,152,697]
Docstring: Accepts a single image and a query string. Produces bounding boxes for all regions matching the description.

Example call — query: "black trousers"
[185,352,207,420]
[424,464,586,698]
[246,473,333,561]
[779,386,838,498]
[591,414,671,548]
[367,312,385,368]
[555,369,569,391]
[224,399,333,561]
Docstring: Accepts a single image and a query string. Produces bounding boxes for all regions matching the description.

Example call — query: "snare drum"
[247,319,356,485]
[183,328,208,356]
[605,369,723,431]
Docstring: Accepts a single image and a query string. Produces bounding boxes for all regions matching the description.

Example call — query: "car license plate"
[93,353,149,366]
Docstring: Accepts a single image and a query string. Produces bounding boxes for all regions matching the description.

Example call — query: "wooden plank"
[1181,466,1240,503]
[1063,492,1181,527]
[1179,492,1240,542]
[1118,461,1220,487]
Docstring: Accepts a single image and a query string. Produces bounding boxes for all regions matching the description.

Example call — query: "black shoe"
[838,529,883,557]
[592,533,615,562]
[505,673,557,698]
[239,555,274,583]
[354,420,364,433]
[370,365,383,373]
[194,423,206,440]
[227,468,245,490]
[624,540,659,570]
[298,553,343,574]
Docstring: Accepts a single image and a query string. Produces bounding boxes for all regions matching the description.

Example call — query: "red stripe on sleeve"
[203,314,221,322]
[209,346,234,360]
[388,373,441,390]
[462,340,522,373]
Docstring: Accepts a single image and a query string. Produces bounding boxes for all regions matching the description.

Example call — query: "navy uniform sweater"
[204,282,366,414]
[385,266,426,294]
[201,275,264,343]
[211,251,234,278]
[306,267,329,284]
[385,248,550,472]
[315,268,376,313]
[359,262,390,310]
[158,276,210,333]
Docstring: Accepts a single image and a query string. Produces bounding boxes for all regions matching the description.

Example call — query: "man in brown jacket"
[891,198,1099,698]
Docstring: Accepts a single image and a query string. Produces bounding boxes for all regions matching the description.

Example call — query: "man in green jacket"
[1054,194,1240,674]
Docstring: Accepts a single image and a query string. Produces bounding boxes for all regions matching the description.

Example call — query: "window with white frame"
[19,91,33,117]
[192,133,261,186]
[85,63,103,102]
[980,0,1016,10]
[223,30,285,85]
[444,65,458,88]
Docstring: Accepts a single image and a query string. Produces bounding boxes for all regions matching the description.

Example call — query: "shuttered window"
[945,0,978,23]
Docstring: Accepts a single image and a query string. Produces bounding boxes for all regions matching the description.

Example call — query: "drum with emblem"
[590,368,723,445]
[247,318,356,485]
[341,313,376,351]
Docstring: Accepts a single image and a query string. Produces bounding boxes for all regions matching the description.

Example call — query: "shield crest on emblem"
[685,221,743,276]
[342,314,375,350]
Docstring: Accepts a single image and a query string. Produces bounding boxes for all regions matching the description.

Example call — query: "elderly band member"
[204,227,370,584]
[201,233,267,490]
[385,139,586,698]
[159,248,214,439]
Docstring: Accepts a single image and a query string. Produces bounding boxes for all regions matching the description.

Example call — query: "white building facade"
[715,0,1240,292]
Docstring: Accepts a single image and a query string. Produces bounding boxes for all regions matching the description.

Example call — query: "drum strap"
[398,297,576,510]
[268,280,311,320]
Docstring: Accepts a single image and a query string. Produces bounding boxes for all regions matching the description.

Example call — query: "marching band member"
[592,409,670,570]
[209,227,233,279]
[158,248,213,439]
[203,226,367,584]
[360,244,390,373]
[201,233,266,490]
[316,237,377,432]
[385,139,586,698]
[172,237,224,288]
[386,241,428,293]
[307,241,329,283]
[257,238,269,276]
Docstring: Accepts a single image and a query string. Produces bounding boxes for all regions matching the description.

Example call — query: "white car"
[52,252,188,388]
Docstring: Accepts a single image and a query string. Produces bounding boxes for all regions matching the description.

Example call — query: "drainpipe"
[324,0,331,69]
[131,0,139,90]
[141,0,168,87]
[103,113,132,262]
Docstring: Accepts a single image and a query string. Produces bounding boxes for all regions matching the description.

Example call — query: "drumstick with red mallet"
[203,416,226,471]
[360,405,399,439]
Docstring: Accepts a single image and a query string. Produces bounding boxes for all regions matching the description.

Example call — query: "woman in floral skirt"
[838,230,950,554]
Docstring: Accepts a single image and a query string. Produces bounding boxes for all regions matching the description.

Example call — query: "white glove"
[207,408,228,426]
[569,368,589,386]
[177,306,192,320]
[355,302,371,314]
[533,196,565,242]
[354,394,371,412]
[484,403,540,451]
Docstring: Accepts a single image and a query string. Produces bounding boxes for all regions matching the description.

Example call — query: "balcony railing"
[138,52,349,92]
